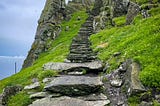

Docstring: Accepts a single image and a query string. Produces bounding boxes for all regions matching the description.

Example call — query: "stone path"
[28,14,110,106]
[67,16,96,63]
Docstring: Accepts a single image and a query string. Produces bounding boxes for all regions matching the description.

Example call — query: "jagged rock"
[29,96,110,106]
[0,94,2,105]
[155,95,160,102]
[110,79,123,87]
[141,9,150,18]
[125,62,146,96]
[42,77,56,84]
[140,101,153,106]
[24,82,40,90]
[32,78,39,83]
[30,92,49,99]
[44,75,103,96]
[65,26,70,31]
[113,0,129,17]
[126,2,140,25]
[43,60,103,72]
[0,86,22,105]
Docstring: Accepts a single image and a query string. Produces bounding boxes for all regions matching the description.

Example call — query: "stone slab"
[44,75,103,96]
[43,60,103,71]
[29,96,110,106]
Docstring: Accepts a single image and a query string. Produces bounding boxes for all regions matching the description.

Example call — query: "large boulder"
[43,60,103,72]
[126,2,140,25]
[44,75,103,96]
[29,96,110,106]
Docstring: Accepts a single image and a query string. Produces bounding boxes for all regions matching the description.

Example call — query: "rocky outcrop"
[124,61,146,96]
[93,0,130,32]
[22,0,64,69]
[43,60,103,72]
[103,60,146,106]
[0,86,22,105]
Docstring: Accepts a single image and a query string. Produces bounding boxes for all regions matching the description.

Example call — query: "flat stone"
[30,92,49,99]
[43,60,103,71]
[29,96,110,106]
[42,77,55,84]
[24,82,40,90]
[44,75,103,96]
[110,79,123,87]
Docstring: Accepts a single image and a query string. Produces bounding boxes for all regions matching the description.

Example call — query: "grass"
[0,10,88,93]
[90,6,160,87]
[8,91,31,106]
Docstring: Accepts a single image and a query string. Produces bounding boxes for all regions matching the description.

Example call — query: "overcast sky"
[0,0,46,57]
[0,0,46,79]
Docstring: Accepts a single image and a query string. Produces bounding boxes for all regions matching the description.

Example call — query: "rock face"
[43,60,103,72]
[29,96,110,106]
[44,75,103,96]
[0,86,22,105]
[22,0,94,69]
[126,2,140,25]
[113,0,129,17]
[93,0,130,32]
[103,60,146,106]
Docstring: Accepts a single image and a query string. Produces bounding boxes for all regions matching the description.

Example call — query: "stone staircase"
[27,15,111,106]
[67,16,97,63]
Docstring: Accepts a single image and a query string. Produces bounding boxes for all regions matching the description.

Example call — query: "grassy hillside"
[0,10,88,93]
[90,7,160,87]
[0,2,160,106]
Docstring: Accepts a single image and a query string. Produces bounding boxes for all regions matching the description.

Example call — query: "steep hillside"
[91,7,160,87]
[0,0,160,106]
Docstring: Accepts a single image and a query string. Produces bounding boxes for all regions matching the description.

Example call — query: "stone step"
[79,28,93,32]
[67,55,96,62]
[78,30,92,34]
[68,53,96,57]
[71,42,90,46]
[44,75,103,96]
[67,58,96,63]
[70,51,93,55]
[43,61,103,71]
[72,39,91,44]
[29,95,110,106]
[78,32,92,36]
[70,48,92,52]
[82,24,93,28]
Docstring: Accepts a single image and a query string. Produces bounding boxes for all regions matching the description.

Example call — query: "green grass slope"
[90,7,160,87]
[0,10,88,93]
